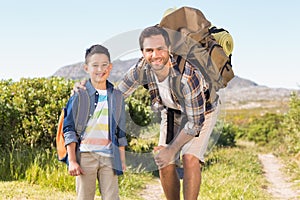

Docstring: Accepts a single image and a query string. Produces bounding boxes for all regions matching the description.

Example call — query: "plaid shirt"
[117,57,216,136]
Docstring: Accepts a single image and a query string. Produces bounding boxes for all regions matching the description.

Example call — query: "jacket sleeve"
[117,57,145,99]
[115,90,128,147]
[63,94,80,146]
[182,67,206,136]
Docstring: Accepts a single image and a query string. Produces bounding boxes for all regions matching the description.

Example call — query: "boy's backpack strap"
[56,108,67,161]
[75,90,90,135]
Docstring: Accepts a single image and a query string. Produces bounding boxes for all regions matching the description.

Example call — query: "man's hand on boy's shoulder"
[71,79,87,96]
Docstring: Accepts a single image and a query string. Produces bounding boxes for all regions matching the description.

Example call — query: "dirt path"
[139,178,165,200]
[258,153,300,199]
[140,153,300,200]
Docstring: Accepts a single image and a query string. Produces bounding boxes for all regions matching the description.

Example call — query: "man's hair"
[85,44,111,64]
[139,25,171,50]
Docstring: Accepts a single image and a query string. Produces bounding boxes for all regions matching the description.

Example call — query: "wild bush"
[245,113,284,145]
[215,121,238,147]
[0,77,74,151]
[281,92,300,155]
[0,80,20,150]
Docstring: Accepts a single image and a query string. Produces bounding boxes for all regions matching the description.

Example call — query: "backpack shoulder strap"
[75,90,90,134]
[172,55,185,100]
[209,26,228,34]
[56,108,67,161]
[114,89,122,122]
[136,58,149,89]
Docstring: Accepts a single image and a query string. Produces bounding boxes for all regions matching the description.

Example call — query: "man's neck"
[154,59,172,82]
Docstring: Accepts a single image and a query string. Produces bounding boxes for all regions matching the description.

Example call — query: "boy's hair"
[85,44,111,64]
[139,25,171,51]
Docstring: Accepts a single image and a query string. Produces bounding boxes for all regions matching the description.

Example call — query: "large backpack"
[158,6,234,103]
[56,90,90,165]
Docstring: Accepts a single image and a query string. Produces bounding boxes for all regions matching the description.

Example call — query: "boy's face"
[142,34,170,72]
[84,53,112,85]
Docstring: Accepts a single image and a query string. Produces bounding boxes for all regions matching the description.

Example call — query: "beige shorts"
[158,104,220,164]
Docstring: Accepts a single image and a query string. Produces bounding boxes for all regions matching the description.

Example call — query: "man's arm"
[155,67,206,169]
[154,128,194,169]
[71,79,87,95]
[116,58,146,98]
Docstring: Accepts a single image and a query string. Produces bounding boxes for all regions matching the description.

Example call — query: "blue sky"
[1,0,299,89]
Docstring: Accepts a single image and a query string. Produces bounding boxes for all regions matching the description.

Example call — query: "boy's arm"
[63,95,79,145]
[66,142,84,176]
[119,146,126,171]
[63,95,85,176]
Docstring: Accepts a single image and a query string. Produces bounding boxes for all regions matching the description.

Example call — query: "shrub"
[281,92,300,155]
[245,113,284,145]
[0,77,74,151]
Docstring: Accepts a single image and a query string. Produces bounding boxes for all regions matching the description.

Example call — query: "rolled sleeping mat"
[211,30,234,56]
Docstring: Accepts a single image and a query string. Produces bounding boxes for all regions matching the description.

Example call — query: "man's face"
[142,35,170,72]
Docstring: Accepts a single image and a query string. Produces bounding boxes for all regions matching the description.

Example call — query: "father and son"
[63,11,221,200]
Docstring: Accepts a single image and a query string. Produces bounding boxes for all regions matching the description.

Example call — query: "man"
[117,26,219,200]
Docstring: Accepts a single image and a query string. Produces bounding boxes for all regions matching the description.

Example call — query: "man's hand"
[154,129,194,169]
[68,161,85,176]
[153,145,165,155]
[71,79,87,96]
[154,146,176,169]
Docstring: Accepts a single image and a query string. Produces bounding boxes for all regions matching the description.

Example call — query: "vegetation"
[0,77,299,199]
[200,146,271,200]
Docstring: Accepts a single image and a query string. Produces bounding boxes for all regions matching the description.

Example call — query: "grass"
[200,145,271,200]
[0,142,275,200]
[0,181,77,200]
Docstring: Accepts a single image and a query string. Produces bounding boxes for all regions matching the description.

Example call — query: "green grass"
[0,143,273,200]
[0,181,77,200]
[200,145,272,200]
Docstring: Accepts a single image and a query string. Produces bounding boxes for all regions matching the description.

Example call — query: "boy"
[63,44,127,200]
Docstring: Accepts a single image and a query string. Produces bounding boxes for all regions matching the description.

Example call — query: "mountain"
[52,58,299,111]
[52,58,139,82]
[52,58,258,88]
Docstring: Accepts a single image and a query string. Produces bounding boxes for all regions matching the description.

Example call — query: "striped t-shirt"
[80,90,112,157]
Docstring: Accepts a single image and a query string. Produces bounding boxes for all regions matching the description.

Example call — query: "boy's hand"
[68,161,85,176]
[119,146,126,171]
[71,79,87,96]
[121,161,126,172]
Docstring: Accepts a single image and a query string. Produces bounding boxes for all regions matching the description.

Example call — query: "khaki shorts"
[158,104,220,164]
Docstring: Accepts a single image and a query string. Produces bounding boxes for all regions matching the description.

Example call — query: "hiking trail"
[140,154,300,200]
[139,178,165,200]
[258,153,300,199]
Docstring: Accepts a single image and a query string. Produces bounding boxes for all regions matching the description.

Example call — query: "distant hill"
[52,58,258,88]
[52,58,299,111]
[52,58,139,82]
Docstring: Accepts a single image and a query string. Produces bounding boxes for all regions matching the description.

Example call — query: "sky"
[0,0,299,89]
